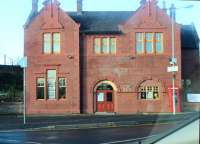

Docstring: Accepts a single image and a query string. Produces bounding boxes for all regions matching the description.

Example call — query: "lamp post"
[169,3,193,115]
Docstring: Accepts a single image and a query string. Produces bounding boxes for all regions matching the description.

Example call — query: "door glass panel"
[97,92,104,102]
[107,92,112,102]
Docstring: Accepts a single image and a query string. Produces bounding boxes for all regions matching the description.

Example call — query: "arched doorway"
[94,81,116,112]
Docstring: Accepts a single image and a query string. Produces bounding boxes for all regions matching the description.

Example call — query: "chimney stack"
[162,0,167,13]
[77,0,83,14]
[170,4,176,21]
[32,0,38,14]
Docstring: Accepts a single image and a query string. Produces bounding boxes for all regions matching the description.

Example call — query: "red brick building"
[24,0,199,114]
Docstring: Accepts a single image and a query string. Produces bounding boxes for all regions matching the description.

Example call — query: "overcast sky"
[0,0,199,64]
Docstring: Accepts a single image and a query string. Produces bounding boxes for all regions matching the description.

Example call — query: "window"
[94,38,101,54]
[53,33,60,53]
[94,37,116,54]
[135,32,163,55]
[43,33,51,54]
[59,78,66,99]
[139,86,159,100]
[107,92,113,102]
[36,78,45,99]
[136,33,144,54]
[43,33,60,54]
[155,33,163,54]
[145,33,154,54]
[47,70,56,99]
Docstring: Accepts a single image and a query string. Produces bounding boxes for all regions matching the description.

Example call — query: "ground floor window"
[36,70,66,100]
[36,78,45,99]
[139,85,160,100]
[47,70,56,99]
[59,77,66,99]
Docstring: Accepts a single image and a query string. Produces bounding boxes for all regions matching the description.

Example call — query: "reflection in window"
[145,33,154,54]
[107,92,113,102]
[43,32,61,54]
[155,33,163,54]
[110,38,116,54]
[36,78,45,99]
[53,33,60,54]
[135,32,163,55]
[94,37,116,54]
[43,33,51,54]
[47,70,56,100]
[94,38,101,54]
[136,33,144,54]
[59,78,66,99]
[139,86,159,100]
[102,38,109,54]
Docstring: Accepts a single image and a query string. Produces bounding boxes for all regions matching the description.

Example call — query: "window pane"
[94,38,101,54]
[36,78,44,99]
[47,70,56,99]
[102,38,109,54]
[53,33,60,54]
[145,33,153,54]
[110,38,116,54]
[43,33,51,54]
[59,78,66,99]
[107,92,113,102]
[155,33,163,54]
[136,33,144,54]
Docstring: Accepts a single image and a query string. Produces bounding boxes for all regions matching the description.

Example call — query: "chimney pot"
[32,0,38,14]
[170,3,176,21]
[77,0,83,14]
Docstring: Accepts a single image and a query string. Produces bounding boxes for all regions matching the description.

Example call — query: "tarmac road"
[0,122,177,144]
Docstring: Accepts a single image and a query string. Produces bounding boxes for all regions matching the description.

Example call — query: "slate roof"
[68,11,134,34]
[25,11,199,50]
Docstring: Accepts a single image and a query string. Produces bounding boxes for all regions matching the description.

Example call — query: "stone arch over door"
[93,80,117,113]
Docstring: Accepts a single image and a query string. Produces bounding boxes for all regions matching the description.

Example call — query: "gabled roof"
[68,11,134,34]
[25,10,199,50]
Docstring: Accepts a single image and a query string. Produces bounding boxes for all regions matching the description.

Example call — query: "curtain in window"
[94,38,101,54]
[43,33,51,54]
[36,78,45,99]
[47,70,56,99]
[102,38,109,54]
[145,33,154,54]
[136,33,144,54]
[53,33,60,54]
[110,38,116,54]
[155,33,163,54]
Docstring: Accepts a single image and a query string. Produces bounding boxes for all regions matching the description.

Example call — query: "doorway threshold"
[95,112,116,115]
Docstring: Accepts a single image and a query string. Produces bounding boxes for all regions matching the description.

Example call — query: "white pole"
[23,67,26,124]
[171,5,176,115]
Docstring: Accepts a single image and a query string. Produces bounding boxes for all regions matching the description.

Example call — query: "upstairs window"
[145,33,154,54]
[135,32,163,55]
[43,33,60,54]
[94,37,116,54]
[155,33,163,54]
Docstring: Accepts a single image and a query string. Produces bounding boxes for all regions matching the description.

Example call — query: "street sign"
[167,66,178,72]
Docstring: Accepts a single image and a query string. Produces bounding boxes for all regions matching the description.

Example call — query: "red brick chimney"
[32,0,38,14]
[77,0,83,14]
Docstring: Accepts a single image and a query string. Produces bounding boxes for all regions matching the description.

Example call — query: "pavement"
[0,112,199,132]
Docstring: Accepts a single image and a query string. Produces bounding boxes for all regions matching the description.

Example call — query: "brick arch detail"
[135,78,167,99]
[90,77,120,94]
